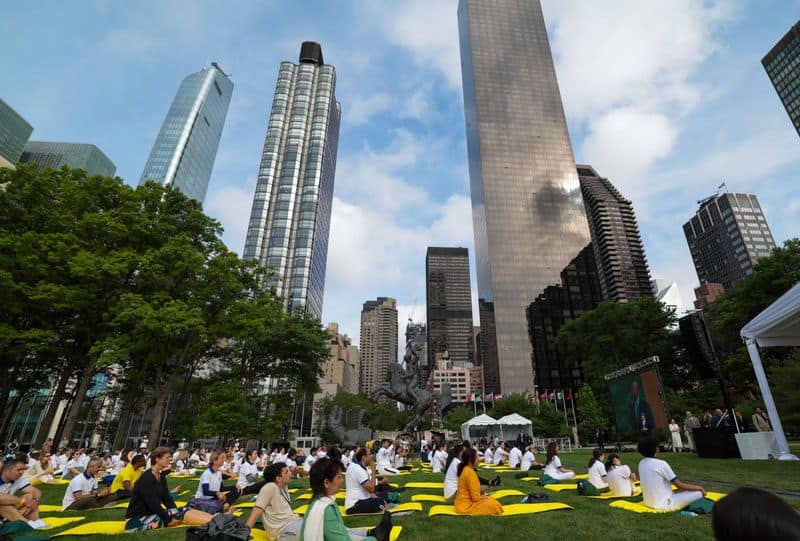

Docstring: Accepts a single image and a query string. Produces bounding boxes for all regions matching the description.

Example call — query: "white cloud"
[99,28,165,58]
[204,182,254,255]
[344,93,392,126]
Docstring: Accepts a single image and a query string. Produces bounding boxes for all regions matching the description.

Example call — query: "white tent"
[741,281,800,461]
[496,413,533,440]
[461,414,499,441]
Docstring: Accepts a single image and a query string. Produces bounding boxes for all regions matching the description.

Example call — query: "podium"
[692,427,741,459]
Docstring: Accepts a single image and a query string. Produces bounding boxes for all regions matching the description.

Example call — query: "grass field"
[30,448,800,541]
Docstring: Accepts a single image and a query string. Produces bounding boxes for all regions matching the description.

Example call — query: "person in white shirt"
[508,443,522,469]
[376,440,398,476]
[62,458,113,510]
[443,443,465,499]
[191,451,238,513]
[344,448,389,514]
[63,450,84,480]
[237,449,265,495]
[0,456,46,528]
[483,445,494,465]
[493,443,508,465]
[78,449,92,470]
[514,445,542,479]
[587,449,609,490]
[431,443,448,474]
[638,438,705,511]
[55,449,70,476]
[543,442,575,481]
[605,454,638,497]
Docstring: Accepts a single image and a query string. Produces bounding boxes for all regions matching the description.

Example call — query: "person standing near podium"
[752,408,771,432]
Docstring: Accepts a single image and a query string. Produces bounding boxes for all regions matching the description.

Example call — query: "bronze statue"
[370,339,452,432]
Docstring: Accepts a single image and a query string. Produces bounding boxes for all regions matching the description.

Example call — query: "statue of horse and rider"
[370,339,452,433]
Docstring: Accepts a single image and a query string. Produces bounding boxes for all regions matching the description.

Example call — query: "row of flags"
[465,389,580,403]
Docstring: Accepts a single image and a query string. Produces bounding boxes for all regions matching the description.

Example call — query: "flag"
[567,390,573,401]
[539,392,547,400]
[494,393,503,400]
[548,391,554,401]
[718,181,727,190]
[485,393,493,401]
[556,390,564,400]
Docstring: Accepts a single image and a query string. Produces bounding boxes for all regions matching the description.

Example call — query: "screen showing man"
[609,369,668,436]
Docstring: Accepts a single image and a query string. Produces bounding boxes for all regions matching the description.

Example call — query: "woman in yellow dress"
[454,448,503,516]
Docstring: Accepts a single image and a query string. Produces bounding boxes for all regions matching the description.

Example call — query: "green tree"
[576,385,606,445]
[443,406,474,432]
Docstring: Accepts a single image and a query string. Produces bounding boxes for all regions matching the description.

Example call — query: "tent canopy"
[497,413,532,426]
[741,281,800,347]
[460,414,499,441]
[741,281,800,460]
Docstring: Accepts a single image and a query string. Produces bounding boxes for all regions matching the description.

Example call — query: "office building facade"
[526,244,602,391]
[458,0,591,393]
[682,192,776,289]
[21,141,116,177]
[426,247,474,369]
[763,21,800,137]
[578,165,652,303]
[139,63,233,204]
[359,297,398,397]
[243,42,341,319]
[0,98,33,169]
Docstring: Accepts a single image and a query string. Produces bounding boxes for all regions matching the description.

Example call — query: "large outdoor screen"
[608,367,669,436]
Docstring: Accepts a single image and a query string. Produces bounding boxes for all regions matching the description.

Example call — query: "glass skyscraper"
[763,21,800,138]
[243,42,341,319]
[21,141,116,177]
[458,0,591,394]
[139,63,233,204]
[426,247,474,369]
[0,98,33,169]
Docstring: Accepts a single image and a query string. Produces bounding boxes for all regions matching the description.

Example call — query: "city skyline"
[2,1,798,351]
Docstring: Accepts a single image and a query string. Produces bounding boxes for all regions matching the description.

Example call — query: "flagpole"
[569,388,577,426]
[560,390,568,424]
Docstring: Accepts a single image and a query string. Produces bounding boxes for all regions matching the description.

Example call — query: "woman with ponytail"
[454,448,503,516]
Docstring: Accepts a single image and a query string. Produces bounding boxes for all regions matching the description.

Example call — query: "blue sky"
[3,0,799,353]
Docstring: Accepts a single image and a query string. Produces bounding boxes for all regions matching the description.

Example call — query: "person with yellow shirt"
[109,455,146,500]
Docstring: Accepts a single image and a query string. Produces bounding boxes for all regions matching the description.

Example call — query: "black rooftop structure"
[299,41,324,65]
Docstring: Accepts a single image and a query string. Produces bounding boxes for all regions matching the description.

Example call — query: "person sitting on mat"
[62,457,115,510]
[454,448,503,516]
[514,444,542,479]
[712,487,800,541]
[443,443,465,500]
[431,443,448,474]
[587,448,609,491]
[237,448,266,496]
[190,450,238,513]
[300,458,392,541]
[638,437,705,511]
[22,451,56,485]
[62,448,84,480]
[543,442,575,481]
[508,442,522,469]
[109,454,147,501]
[375,440,398,476]
[344,448,391,515]
[605,454,638,497]
[124,447,213,532]
[0,456,46,529]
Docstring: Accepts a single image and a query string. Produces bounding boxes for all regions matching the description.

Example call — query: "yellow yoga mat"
[587,489,642,500]
[543,484,578,492]
[428,502,573,517]
[52,520,191,537]
[293,502,422,516]
[38,504,63,513]
[295,491,345,501]
[412,494,449,503]
[610,492,726,514]
[41,517,85,529]
[404,482,444,489]
[489,489,526,499]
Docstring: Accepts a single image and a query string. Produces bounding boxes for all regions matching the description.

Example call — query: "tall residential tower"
[426,247,474,368]
[139,63,233,204]
[359,297,398,397]
[763,21,800,138]
[578,165,653,303]
[243,42,341,319]
[458,0,591,394]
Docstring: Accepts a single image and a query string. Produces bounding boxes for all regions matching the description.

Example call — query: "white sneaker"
[29,519,50,530]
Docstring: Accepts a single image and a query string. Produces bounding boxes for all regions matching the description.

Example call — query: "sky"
[3,0,799,357]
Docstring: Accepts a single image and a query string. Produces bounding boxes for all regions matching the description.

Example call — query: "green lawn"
[31,449,800,541]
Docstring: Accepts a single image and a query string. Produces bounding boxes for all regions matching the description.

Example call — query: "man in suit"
[628,381,654,433]
[752,408,771,432]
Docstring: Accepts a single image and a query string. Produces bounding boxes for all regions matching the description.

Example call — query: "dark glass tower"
[578,165,653,303]
[458,0,591,394]
[763,21,800,137]
[426,247,474,369]
[682,192,776,289]
[21,141,116,177]
[243,42,341,319]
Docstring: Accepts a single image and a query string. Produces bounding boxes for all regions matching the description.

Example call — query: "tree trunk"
[0,393,25,443]
[33,369,71,447]
[59,360,96,447]
[112,389,138,451]
[148,388,169,450]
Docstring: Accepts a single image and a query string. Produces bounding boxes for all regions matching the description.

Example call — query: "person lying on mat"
[604,454,638,497]
[190,450,239,513]
[543,442,575,481]
[587,449,609,491]
[637,438,705,511]
[0,456,46,529]
[109,454,147,501]
[455,448,503,516]
[62,458,116,510]
[344,448,392,515]
[301,457,392,541]
[124,447,213,532]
